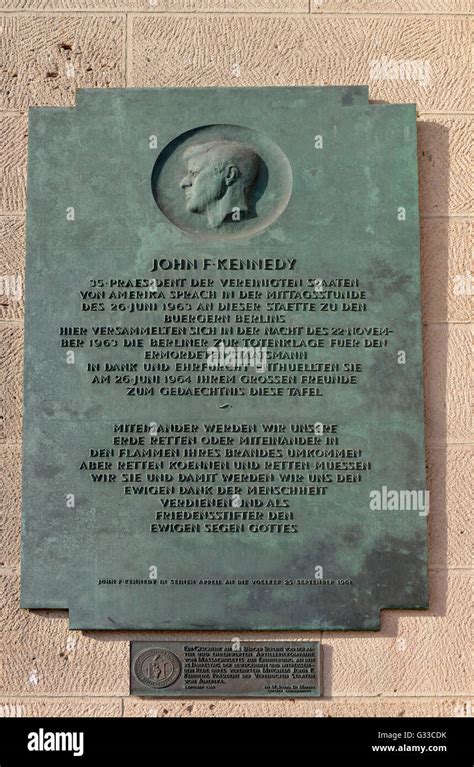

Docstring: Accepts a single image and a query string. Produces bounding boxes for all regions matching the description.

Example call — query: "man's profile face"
[180,151,226,213]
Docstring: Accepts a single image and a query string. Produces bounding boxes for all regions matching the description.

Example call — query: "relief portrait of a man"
[180,140,260,229]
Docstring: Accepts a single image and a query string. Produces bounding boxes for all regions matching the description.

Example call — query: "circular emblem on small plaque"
[133,648,181,689]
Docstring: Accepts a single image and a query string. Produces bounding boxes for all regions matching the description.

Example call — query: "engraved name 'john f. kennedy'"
[179,140,260,230]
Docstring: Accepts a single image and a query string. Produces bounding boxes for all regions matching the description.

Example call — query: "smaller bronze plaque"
[130,641,321,697]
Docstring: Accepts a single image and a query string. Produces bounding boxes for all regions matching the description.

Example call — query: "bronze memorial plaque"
[130,641,321,697]
[21,87,428,643]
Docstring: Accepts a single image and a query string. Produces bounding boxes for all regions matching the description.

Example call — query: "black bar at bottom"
[0,716,471,762]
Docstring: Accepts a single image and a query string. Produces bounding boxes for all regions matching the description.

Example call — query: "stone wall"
[0,1,471,718]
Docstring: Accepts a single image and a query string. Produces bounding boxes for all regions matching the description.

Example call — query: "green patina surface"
[20,86,427,630]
